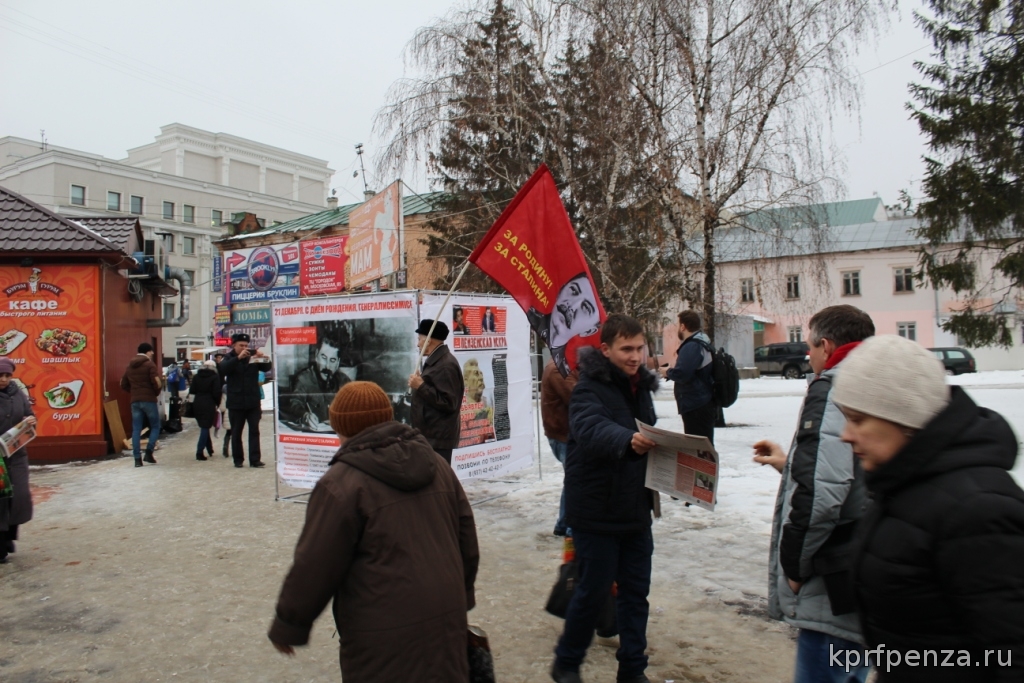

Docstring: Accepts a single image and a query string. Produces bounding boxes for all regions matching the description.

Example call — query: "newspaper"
[0,418,37,459]
[637,420,718,511]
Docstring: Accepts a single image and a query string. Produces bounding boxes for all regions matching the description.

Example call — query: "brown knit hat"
[329,381,394,437]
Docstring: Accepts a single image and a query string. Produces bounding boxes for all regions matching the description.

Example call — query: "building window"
[897,322,917,341]
[788,326,803,343]
[130,195,144,215]
[183,236,195,255]
[183,205,195,224]
[183,269,196,285]
[211,209,222,227]
[107,191,121,211]
[740,278,755,303]
[895,267,915,293]
[786,274,800,300]
[70,185,86,206]
[161,233,175,253]
[842,270,860,296]
[163,201,175,221]
[163,303,175,320]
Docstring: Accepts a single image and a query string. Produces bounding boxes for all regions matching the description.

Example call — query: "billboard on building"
[300,235,349,296]
[224,244,301,304]
[0,265,104,439]
[347,181,402,288]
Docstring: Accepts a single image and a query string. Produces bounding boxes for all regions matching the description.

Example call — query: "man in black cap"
[408,319,464,464]
[219,333,271,468]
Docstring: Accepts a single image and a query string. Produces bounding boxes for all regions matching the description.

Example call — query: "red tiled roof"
[0,185,124,254]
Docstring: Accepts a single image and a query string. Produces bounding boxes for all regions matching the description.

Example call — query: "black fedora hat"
[415,319,449,341]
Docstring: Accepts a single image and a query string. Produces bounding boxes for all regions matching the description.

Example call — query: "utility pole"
[355,143,368,195]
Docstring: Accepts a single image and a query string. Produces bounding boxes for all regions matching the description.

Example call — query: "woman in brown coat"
[268,381,480,682]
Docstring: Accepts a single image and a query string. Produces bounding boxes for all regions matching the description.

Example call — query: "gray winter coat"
[1,382,35,530]
[767,362,867,642]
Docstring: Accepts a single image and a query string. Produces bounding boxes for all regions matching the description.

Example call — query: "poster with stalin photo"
[421,293,534,481]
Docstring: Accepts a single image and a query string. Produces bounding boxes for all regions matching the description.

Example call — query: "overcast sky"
[0,0,932,208]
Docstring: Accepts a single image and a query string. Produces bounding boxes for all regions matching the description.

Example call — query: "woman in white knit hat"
[832,335,1024,681]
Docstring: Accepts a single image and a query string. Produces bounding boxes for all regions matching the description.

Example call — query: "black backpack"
[697,340,741,408]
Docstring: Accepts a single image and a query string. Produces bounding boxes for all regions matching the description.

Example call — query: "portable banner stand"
[271,289,540,504]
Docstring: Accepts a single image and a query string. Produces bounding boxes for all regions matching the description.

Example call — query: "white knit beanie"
[832,335,951,430]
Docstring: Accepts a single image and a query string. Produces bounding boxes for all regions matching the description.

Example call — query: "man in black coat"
[408,319,464,464]
[219,333,271,468]
[552,314,659,683]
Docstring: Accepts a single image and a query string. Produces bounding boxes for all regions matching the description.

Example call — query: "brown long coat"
[269,421,479,682]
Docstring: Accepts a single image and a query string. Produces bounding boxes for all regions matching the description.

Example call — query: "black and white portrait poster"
[422,293,534,480]
[270,292,418,489]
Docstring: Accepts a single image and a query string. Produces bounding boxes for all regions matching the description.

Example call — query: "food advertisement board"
[224,244,301,304]
[0,265,103,438]
[300,235,349,297]
[347,181,402,288]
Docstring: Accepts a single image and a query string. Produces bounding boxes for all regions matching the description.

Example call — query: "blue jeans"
[196,427,212,455]
[555,528,654,677]
[795,629,870,683]
[549,438,568,534]
[131,401,161,459]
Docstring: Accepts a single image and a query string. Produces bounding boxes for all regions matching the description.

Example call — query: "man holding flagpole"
[408,319,464,464]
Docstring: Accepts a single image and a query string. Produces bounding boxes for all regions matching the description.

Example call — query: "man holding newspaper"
[0,356,37,564]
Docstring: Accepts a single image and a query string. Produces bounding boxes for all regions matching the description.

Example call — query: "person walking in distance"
[662,310,715,443]
[268,381,479,681]
[219,333,270,468]
[120,343,163,466]
[552,314,659,683]
[542,357,577,536]
[408,320,464,465]
[752,305,875,683]
[189,360,222,461]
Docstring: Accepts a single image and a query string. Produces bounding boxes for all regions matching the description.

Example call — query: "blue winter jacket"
[667,332,714,414]
[564,346,659,534]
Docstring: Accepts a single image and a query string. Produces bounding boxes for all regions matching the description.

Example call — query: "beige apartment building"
[0,124,334,362]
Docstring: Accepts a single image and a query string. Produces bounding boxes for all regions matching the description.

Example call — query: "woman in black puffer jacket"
[832,335,1024,682]
[189,361,222,461]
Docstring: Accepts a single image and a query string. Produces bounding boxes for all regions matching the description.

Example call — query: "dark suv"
[929,347,977,375]
[754,342,812,379]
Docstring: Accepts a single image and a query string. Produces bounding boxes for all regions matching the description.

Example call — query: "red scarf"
[823,341,861,371]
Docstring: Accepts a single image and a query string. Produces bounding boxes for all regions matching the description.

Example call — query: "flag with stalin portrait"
[469,164,606,376]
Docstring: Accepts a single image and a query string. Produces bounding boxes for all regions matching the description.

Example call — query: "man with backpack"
[663,310,716,444]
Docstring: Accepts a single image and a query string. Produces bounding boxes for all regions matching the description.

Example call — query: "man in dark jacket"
[552,314,659,683]
[120,342,163,466]
[753,305,875,682]
[663,309,715,443]
[269,381,479,682]
[408,319,464,464]
[219,333,270,468]
[833,335,1024,682]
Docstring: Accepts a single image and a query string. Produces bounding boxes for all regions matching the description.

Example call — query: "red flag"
[469,164,606,375]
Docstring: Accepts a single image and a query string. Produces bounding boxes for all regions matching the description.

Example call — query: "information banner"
[347,181,402,288]
[0,265,104,438]
[300,235,349,296]
[271,292,419,489]
[421,293,534,480]
[224,244,301,304]
[232,306,271,325]
[214,305,231,325]
[217,324,271,350]
[212,249,223,292]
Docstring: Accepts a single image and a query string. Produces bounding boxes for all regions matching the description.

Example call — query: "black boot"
[222,430,231,458]
[135,458,143,467]
[143,449,157,464]
[196,452,208,461]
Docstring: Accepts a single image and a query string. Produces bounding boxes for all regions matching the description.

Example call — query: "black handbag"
[468,625,496,683]
[544,562,617,635]
[182,394,195,419]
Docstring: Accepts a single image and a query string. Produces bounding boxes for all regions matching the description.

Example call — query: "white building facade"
[0,124,334,362]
